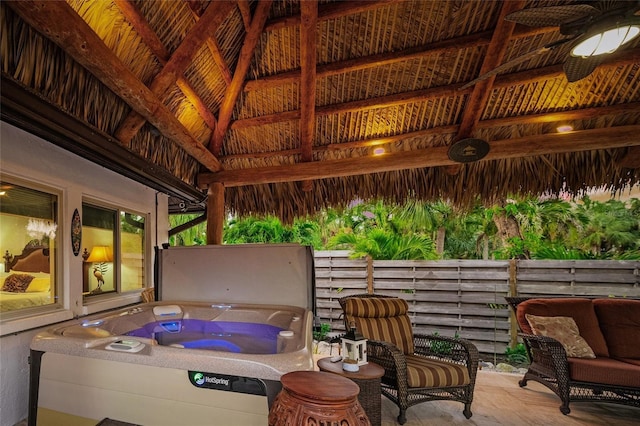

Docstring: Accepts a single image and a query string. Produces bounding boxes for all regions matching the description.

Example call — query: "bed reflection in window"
[0,180,57,313]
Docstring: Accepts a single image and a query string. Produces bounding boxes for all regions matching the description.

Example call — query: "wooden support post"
[206,183,225,245]
[508,259,518,348]
[367,255,374,294]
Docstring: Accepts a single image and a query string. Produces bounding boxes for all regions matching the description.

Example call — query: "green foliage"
[505,343,529,366]
[430,331,460,355]
[169,195,639,261]
[313,323,331,341]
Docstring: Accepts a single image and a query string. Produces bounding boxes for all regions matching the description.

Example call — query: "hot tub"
[29,244,316,426]
[30,301,313,425]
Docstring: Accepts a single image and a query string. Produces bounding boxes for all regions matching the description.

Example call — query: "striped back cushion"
[342,297,415,355]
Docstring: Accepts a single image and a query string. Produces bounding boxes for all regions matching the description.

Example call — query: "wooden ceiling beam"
[187,4,234,87]
[220,102,640,160]
[619,146,640,169]
[232,84,469,129]
[198,125,640,188]
[211,0,273,156]
[114,1,236,144]
[231,47,640,130]
[6,0,223,172]
[299,0,317,163]
[264,0,400,32]
[113,0,217,131]
[243,26,549,92]
[237,0,252,30]
[298,0,318,192]
[456,0,524,139]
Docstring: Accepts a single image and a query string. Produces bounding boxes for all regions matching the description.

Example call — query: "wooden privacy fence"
[313,251,640,357]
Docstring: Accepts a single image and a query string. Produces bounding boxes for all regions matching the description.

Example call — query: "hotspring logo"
[193,372,205,386]
[190,371,230,388]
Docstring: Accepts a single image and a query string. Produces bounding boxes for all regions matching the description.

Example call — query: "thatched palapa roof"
[2,0,639,227]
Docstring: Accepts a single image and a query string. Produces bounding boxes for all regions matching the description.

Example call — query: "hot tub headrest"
[153,305,183,318]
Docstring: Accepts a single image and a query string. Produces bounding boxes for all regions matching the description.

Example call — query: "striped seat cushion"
[405,355,471,388]
[342,297,414,354]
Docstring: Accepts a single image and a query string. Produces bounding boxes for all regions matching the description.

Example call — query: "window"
[82,203,145,297]
[0,179,58,313]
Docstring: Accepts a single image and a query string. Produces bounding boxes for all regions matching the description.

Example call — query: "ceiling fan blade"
[459,37,574,90]
[505,4,600,28]
[563,55,606,82]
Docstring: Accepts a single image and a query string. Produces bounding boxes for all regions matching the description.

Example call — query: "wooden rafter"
[299,0,318,192]
[243,26,550,92]
[6,0,223,172]
[230,47,640,130]
[211,0,273,156]
[237,0,252,30]
[187,3,234,87]
[455,0,524,139]
[264,0,400,32]
[198,125,640,188]
[218,102,640,161]
[114,1,236,144]
[619,146,640,169]
[113,0,217,131]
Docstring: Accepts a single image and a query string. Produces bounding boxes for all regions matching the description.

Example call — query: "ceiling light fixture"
[373,147,386,156]
[557,125,574,133]
[571,24,640,57]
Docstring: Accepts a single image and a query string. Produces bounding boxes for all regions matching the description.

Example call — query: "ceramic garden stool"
[268,370,370,426]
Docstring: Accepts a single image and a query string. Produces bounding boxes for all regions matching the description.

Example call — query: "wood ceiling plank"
[6,0,223,172]
[211,0,273,156]
[114,0,236,143]
[198,125,640,187]
[113,0,217,131]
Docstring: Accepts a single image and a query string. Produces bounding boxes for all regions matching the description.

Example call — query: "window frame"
[0,175,72,336]
[81,198,149,315]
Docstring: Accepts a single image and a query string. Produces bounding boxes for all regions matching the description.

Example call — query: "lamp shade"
[86,246,113,263]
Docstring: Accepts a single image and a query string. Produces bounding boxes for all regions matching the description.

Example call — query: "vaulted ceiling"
[2,0,639,223]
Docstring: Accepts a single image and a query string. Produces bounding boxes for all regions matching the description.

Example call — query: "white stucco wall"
[0,122,169,426]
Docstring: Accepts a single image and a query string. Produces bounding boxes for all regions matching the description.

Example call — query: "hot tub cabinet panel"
[29,301,314,426]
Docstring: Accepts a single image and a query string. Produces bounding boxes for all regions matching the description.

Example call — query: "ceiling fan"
[461,1,640,88]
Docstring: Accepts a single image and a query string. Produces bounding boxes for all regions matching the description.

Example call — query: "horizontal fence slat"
[313,251,639,357]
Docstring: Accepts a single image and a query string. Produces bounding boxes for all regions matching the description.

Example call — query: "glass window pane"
[121,211,145,292]
[0,180,57,312]
[82,204,116,295]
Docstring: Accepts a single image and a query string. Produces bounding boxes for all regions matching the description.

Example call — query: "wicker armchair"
[338,294,479,424]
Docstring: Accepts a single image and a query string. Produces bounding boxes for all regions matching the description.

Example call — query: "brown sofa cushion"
[569,357,640,388]
[516,298,609,357]
[618,358,640,367]
[593,299,640,359]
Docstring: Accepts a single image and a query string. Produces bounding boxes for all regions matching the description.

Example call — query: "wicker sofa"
[506,297,640,414]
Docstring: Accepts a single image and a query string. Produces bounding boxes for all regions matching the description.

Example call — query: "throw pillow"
[525,314,596,359]
[2,273,35,293]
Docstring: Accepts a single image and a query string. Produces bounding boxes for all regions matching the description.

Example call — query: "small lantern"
[341,322,367,366]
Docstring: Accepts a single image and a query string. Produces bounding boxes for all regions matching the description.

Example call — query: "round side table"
[317,357,385,426]
[268,370,370,426]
